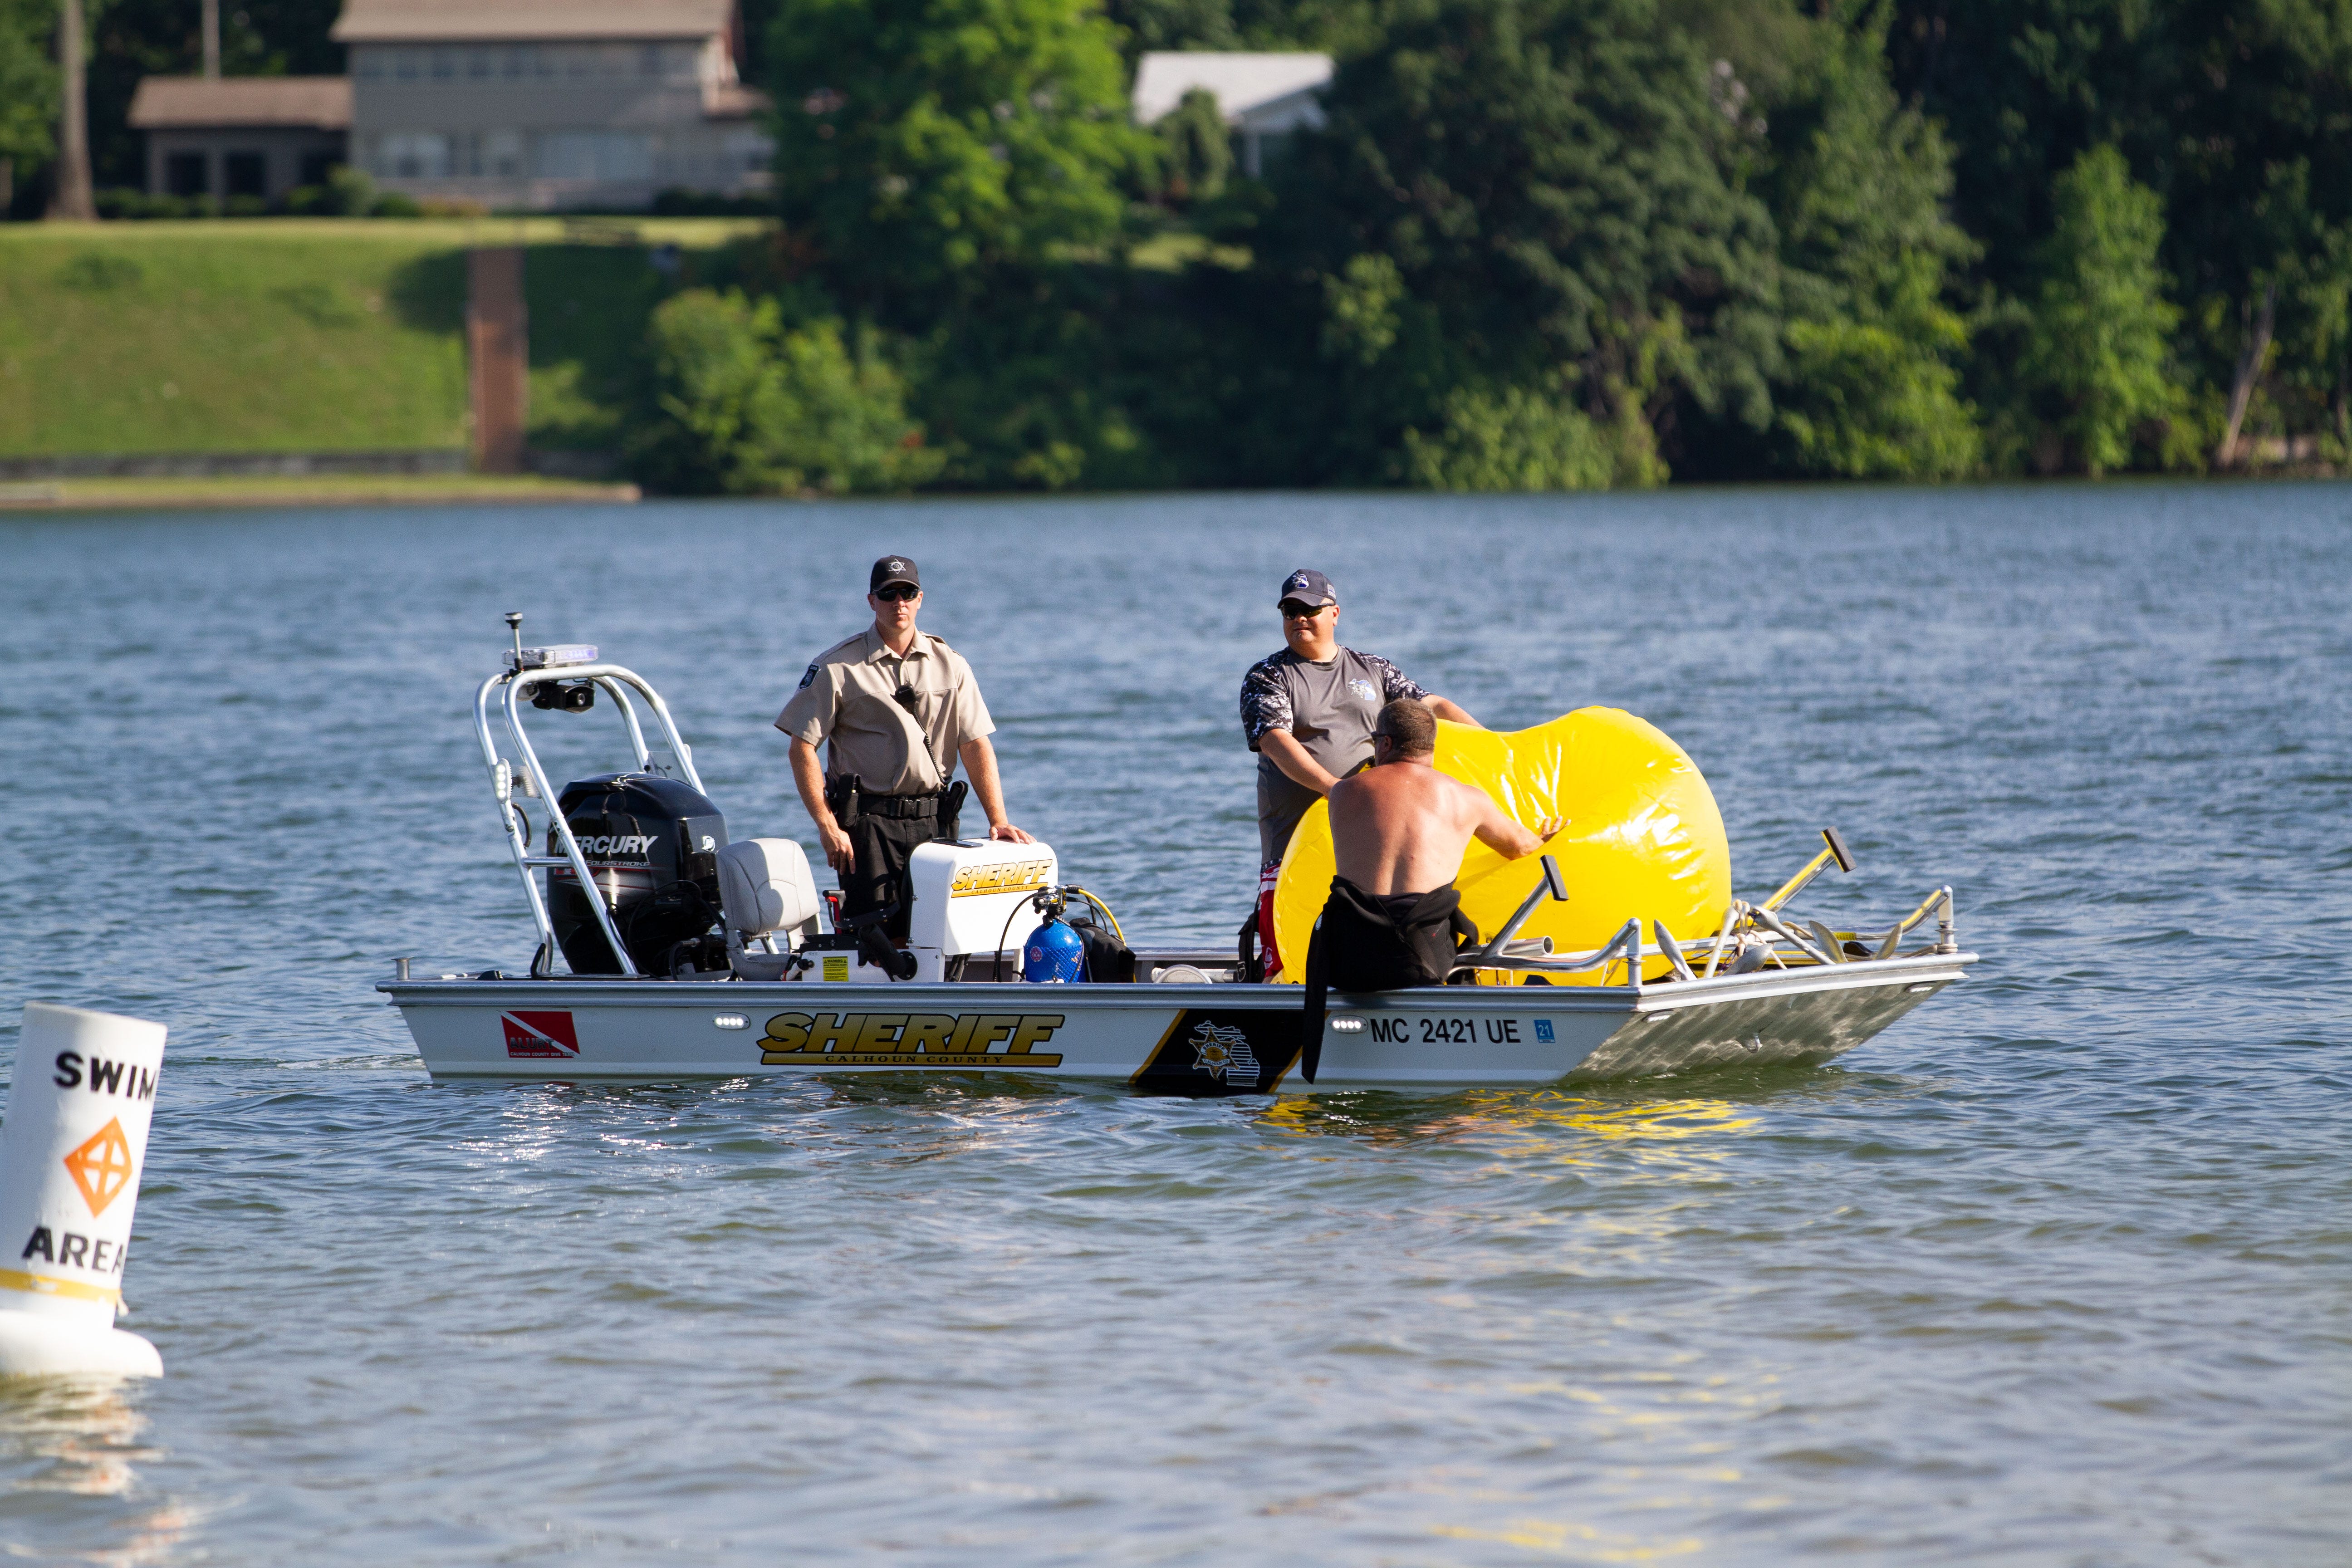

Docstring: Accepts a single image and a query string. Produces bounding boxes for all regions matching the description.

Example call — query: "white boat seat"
[716,838,819,943]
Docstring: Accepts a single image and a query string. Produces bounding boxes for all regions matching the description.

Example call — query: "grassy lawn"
[1124,230,1252,273]
[0,219,762,459]
[0,472,640,509]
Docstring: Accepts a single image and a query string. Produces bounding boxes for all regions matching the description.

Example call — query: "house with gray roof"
[329,0,771,209]
[128,76,353,202]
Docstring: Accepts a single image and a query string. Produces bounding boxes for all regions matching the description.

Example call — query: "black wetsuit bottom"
[1313,877,1467,990]
[1299,876,1478,1083]
[827,778,965,942]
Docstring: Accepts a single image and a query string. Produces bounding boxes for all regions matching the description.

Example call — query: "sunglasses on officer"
[1279,600,1331,619]
[873,584,920,603]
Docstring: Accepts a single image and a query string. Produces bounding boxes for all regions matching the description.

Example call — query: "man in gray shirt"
[1238,568,1480,976]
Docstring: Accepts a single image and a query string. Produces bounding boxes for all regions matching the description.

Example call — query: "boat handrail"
[473,658,708,979]
[1451,876,1961,990]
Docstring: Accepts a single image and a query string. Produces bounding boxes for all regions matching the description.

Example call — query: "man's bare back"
[1328,707,1557,895]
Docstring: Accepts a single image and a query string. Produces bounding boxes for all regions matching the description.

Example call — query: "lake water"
[0,484,2346,1565]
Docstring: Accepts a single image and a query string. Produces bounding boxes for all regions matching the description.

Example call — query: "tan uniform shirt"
[774,627,995,795]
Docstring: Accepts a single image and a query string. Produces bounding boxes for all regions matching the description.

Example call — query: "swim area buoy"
[1271,707,1733,986]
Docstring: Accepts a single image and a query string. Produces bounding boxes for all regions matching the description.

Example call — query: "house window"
[446,131,522,179]
[393,48,419,80]
[725,130,772,174]
[299,151,339,187]
[165,151,209,196]
[355,48,383,81]
[378,132,450,179]
[538,131,655,181]
[503,46,528,79]
[224,151,267,197]
[467,48,494,79]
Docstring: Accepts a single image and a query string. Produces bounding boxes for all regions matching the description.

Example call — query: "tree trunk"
[49,0,95,221]
[2336,352,2350,459]
[0,158,14,216]
[2217,282,2277,469]
[202,0,220,78]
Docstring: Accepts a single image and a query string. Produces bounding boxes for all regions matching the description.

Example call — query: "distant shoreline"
[0,473,638,511]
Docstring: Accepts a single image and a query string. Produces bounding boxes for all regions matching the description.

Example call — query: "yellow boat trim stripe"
[0,1269,122,1305]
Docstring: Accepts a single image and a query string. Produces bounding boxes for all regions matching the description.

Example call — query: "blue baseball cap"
[1278,568,1337,608]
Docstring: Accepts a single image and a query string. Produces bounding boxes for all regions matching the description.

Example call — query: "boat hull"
[383,951,1974,1093]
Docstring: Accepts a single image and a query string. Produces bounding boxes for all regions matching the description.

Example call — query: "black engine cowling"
[547,773,726,975]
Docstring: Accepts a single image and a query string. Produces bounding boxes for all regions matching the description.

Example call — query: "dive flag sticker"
[502,1010,580,1058]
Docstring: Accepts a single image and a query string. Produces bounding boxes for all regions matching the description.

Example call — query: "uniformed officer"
[1239,567,1480,977]
[777,555,1034,941]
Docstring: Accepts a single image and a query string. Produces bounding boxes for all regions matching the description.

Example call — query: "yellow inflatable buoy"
[1271,707,1732,985]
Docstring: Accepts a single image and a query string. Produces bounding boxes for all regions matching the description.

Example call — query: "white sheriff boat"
[382,622,1977,1094]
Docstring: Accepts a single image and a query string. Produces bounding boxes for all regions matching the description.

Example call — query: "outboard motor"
[548,772,726,974]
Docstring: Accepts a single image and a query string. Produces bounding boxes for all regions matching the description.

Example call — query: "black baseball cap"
[870,555,920,593]
[1277,568,1337,608]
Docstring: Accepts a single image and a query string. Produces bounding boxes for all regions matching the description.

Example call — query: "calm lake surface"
[0,484,2346,1565]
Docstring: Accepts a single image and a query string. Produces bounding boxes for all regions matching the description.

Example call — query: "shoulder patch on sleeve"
[796,662,821,690]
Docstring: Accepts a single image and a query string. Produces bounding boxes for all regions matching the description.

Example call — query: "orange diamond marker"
[63,1118,135,1218]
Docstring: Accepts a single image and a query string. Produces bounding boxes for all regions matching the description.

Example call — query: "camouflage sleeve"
[1239,657,1293,751]
[1364,652,1429,704]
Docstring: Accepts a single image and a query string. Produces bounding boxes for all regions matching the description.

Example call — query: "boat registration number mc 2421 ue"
[1344,1016,1529,1044]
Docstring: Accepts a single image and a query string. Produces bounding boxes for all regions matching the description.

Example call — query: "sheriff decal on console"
[758,1011,1067,1067]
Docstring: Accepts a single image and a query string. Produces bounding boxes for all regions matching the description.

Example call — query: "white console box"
[904,838,1058,981]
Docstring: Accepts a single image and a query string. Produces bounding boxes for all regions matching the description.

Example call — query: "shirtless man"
[1311,700,1560,992]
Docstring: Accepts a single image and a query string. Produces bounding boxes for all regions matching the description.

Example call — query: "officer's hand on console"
[990,821,1037,845]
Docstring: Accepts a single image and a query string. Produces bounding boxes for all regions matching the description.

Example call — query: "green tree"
[1153,86,1231,201]
[1883,0,2352,465]
[2013,145,2185,475]
[1099,0,1386,64]
[1102,0,1238,61]
[1399,383,1613,490]
[0,0,59,206]
[1262,0,1784,485]
[1749,6,1979,478]
[629,289,944,495]
[765,0,1149,307]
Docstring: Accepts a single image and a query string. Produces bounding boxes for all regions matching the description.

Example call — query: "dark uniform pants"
[827,778,963,942]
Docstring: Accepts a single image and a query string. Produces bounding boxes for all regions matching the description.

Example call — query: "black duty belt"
[826,777,966,823]
[856,792,942,820]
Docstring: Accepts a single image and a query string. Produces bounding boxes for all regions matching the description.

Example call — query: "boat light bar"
[510,644,598,671]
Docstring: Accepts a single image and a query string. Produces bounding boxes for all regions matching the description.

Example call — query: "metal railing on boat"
[1449,838,1958,992]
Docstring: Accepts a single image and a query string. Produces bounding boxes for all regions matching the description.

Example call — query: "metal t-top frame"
[472,653,707,980]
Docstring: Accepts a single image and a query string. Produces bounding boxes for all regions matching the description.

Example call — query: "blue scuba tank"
[1022,918,1086,983]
